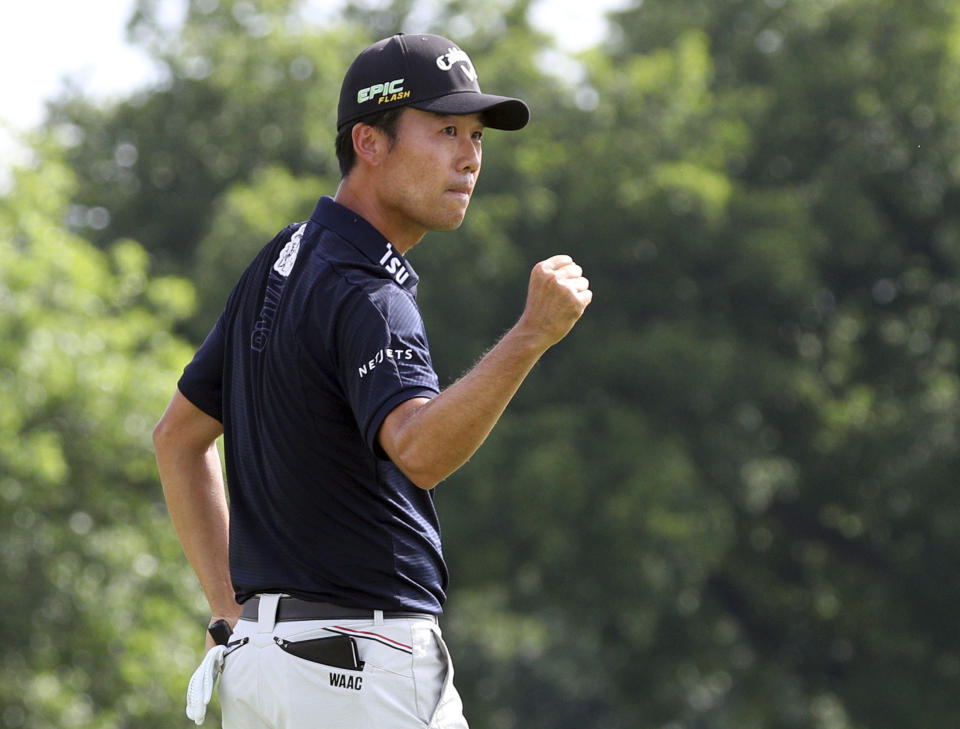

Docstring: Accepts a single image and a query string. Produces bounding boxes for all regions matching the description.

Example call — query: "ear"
[352,123,389,167]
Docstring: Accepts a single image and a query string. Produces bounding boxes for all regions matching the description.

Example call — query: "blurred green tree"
[49,0,358,273]
[0,145,202,728]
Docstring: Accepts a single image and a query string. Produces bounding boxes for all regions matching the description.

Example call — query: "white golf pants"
[218,595,469,729]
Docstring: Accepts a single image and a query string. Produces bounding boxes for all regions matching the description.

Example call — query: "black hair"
[335,107,406,178]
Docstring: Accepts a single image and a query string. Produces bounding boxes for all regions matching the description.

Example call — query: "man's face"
[374,108,484,238]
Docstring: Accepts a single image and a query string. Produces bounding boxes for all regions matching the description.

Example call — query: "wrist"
[505,319,553,357]
[208,600,241,624]
[209,612,239,625]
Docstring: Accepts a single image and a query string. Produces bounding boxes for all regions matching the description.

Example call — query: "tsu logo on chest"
[329,673,363,690]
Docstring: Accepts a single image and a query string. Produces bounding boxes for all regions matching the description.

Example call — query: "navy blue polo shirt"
[178,196,446,613]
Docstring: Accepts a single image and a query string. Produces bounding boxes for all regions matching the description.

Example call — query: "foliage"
[0,147,202,728]
[8,0,960,726]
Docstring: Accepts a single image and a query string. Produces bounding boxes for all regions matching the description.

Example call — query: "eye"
[472,129,484,142]
[442,126,457,136]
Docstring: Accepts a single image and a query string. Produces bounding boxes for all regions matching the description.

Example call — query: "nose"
[459,136,481,174]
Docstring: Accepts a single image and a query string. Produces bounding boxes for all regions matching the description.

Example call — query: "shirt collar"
[310,196,419,290]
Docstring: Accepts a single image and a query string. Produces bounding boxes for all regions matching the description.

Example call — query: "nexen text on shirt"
[359,348,415,378]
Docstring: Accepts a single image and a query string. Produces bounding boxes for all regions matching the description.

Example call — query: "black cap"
[337,34,530,131]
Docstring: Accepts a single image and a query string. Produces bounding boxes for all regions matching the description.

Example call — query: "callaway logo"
[436,47,477,82]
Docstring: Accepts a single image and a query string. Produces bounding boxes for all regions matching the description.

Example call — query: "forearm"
[380,254,592,489]
[158,444,237,618]
[385,324,548,488]
[154,393,239,621]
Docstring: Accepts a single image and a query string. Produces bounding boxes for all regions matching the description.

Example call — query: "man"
[154,32,591,729]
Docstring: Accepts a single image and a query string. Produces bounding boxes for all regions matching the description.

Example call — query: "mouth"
[446,188,473,202]
[447,181,474,198]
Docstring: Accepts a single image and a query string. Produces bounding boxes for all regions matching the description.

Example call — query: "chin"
[426,209,468,232]
[436,217,466,232]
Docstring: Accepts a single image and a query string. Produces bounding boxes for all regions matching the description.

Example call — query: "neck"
[334,175,425,256]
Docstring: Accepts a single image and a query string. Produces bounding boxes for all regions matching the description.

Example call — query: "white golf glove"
[186,644,227,725]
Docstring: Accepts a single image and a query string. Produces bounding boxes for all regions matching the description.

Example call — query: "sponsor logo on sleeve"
[251,223,306,351]
[273,223,305,277]
[358,348,415,379]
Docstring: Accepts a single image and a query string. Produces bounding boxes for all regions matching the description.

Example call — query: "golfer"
[154,32,591,729]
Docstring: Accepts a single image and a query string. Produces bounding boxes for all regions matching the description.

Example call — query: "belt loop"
[373,609,384,626]
[258,594,282,633]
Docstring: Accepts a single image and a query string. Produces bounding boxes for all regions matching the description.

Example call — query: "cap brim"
[411,92,530,131]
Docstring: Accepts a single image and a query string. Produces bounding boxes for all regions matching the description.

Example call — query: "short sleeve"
[177,316,226,422]
[336,288,440,454]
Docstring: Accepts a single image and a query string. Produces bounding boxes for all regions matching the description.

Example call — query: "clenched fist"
[517,255,592,349]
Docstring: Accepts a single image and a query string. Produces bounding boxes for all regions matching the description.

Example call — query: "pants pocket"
[274,634,364,671]
[412,624,461,726]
